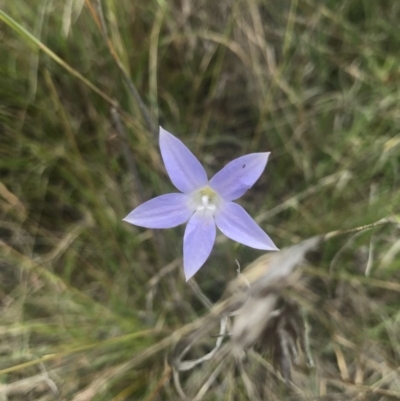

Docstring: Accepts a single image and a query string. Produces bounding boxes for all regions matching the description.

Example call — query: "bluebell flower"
[124,127,278,280]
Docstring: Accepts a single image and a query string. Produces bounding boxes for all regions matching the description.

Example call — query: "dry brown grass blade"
[0,370,59,398]
[333,344,350,382]
[0,182,26,218]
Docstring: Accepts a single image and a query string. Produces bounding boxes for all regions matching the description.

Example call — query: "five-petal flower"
[123,127,278,281]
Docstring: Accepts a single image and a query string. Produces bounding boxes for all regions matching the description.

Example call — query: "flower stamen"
[199,194,216,211]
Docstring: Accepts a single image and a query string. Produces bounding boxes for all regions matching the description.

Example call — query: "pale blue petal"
[183,210,216,281]
[123,193,194,229]
[159,127,208,193]
[215,201,278,250]
[209,153,270,201]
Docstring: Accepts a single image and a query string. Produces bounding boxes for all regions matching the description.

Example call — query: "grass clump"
[0,0,399,399]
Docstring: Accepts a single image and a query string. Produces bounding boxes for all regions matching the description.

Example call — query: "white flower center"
[198,195,216,212]
[189,186,220,214]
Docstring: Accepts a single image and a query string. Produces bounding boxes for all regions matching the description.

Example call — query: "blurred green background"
[0,0,399,399]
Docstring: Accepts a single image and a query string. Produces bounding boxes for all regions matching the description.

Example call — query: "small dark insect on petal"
[242,164,246,168]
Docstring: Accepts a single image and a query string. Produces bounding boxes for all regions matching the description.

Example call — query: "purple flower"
[123,127,278,281]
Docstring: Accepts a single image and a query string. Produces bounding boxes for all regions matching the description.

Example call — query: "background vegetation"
[0,0,399,399]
